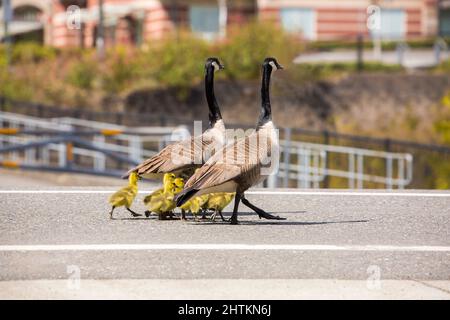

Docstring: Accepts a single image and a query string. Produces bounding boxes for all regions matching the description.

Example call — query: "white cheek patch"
[269,61,277,70]
[212,61,220,71]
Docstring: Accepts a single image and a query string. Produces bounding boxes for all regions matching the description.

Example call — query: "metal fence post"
[297,147,303,188]
[25,124,36,164]
[130,135,143,162]
[348,153,355,188]
[312,152,320,188]
[356,153,364,189]
[283,128,291,188]
[267,172,277,188]
[323,130,330,188]
[384,138,392,189]
[303,149,311,188]
[386,155,393,190]
[398,158,405,189]
[94,135,106,171]
[58,143,67,168]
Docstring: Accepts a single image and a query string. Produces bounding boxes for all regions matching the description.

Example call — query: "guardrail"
[271,140,413,189]
[0,111,189,176]
[1,111,414,189]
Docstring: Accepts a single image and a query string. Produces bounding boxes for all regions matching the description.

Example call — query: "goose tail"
[175,187,199,207]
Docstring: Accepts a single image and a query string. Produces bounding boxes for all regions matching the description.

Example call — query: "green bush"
[141,33,211,95]
[67,54,98,90]
[102,46,140,94]
[0,69,33,101]
[11,42,57,64]
[219,22,302,80]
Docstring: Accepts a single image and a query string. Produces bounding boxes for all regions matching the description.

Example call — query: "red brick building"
[0,0,446,48]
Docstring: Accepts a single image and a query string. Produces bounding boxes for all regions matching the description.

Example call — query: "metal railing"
[0,111,189,176]
[1,111,414,189]
[269,140,413,189]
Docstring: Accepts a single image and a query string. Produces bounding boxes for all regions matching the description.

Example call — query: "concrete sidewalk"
[294,49,450,68]
[1,279,449,300]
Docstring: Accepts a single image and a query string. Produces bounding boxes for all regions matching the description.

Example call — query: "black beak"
[220,64,225,70]
[277,64,284,70]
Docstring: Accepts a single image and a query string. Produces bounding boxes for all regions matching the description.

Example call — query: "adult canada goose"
[175,57,286,225]
[124,57,226,180]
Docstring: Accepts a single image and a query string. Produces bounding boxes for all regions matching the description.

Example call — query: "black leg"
[145,210,151,218]
[241,195,286,220]
[109,206,115,219]
[126,207,142,217]
[229,193,242,225]
[181,209,187,220]
[218,210,226,222]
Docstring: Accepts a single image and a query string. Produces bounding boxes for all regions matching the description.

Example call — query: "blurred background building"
[1,0,449,48]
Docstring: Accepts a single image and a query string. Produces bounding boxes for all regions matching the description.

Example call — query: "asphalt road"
[0,188,449,299]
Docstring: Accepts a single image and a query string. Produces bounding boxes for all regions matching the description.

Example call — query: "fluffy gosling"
[143,173,176,207]
[205,193,235,221]
[108,172,140,219]
[144,173,177,219]
[180,194,210,220]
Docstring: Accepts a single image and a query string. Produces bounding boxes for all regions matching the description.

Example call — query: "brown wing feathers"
[124,136,213,178]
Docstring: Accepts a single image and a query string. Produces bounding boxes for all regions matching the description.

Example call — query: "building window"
[280,8,316,40]
[189,5,220,40]
[13,5,41,22]
[440,9,450,36]
[371,9,405,40]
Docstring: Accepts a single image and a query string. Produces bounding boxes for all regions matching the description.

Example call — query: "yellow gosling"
[159,177,185,215]
[180,194,209,220]
[108,172,140,219]
[173,177,184,194]
[144,175,185,220]
[206,193,235,221]
[143,173,175,206]
[144,173,176,219]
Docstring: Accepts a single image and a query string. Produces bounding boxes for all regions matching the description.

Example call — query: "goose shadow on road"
[194,219,370,226]
[193,211,370,226]
[114,211,370,226]
[113,211,308,221]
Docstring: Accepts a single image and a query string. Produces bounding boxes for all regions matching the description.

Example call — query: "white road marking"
[0,190,449,197]
[0,244,449,252]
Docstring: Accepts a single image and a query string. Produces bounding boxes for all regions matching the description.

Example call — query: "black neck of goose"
[205,65,222,127]
[257,64,273,128]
